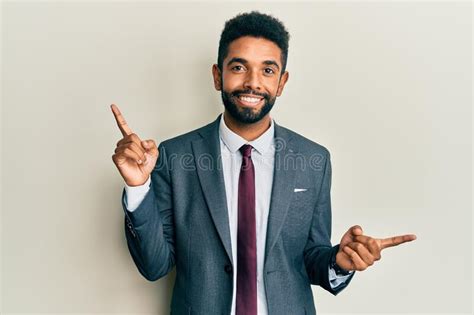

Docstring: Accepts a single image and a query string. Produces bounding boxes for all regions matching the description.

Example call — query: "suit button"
[224,264,233,274]
[126,220,136,237]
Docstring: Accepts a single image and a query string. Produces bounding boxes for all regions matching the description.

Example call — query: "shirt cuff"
[328,265,354,289]
[124,175,151,212]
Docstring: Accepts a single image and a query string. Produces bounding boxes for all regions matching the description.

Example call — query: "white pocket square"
[294,188,307,192]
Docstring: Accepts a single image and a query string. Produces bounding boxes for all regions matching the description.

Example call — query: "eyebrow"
[227,57,280,71]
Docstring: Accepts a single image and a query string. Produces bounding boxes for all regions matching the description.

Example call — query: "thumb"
[141,140,152,149]
[340,225,362,247]
[141,140,158,154]
[351,225,363,236]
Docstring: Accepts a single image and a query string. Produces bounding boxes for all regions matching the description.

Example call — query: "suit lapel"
[191,115,297,269]
[264,123,297,269]
[192,114,234,265]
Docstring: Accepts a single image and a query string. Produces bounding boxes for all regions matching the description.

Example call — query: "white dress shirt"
[124,113,353,314]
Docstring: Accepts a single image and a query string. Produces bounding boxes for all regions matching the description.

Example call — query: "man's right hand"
[111,104,159,186]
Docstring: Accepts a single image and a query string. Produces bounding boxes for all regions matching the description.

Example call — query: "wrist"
[331,245,351,276]
[125,175,151,188]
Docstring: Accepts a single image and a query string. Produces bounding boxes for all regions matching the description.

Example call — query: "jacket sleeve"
[121,143,176,281]
[303,150,354,295]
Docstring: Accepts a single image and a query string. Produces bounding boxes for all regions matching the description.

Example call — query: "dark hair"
[217,11,290,74]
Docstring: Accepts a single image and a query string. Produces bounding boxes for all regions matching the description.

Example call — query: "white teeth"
[239,96,261,103]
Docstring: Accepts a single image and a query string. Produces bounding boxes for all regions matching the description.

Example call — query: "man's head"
[212,11,290,124]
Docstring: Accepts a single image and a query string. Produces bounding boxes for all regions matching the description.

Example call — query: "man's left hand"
[335,225,417,272]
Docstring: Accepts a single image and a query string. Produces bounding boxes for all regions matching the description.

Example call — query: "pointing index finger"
[111,104,133,136]
[379,234,417,250]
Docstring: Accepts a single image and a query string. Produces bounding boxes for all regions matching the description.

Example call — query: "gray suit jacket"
[122,114,354,315]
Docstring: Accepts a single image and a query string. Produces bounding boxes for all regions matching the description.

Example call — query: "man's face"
[212,36,289,124]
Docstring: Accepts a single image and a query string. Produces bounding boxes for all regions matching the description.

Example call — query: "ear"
[212,64,222,91]
[276,71,289,96]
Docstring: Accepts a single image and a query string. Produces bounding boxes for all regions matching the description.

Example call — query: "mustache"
[230,89,269,100]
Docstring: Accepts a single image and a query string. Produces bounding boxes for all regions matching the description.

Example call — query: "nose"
[243,69,262,91]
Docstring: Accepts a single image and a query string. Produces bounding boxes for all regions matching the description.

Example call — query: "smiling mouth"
[235,94,264,107]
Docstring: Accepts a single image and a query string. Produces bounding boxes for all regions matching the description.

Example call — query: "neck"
[223,111,272,141]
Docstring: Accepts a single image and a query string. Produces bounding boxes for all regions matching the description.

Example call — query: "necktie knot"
[239,144,253,158]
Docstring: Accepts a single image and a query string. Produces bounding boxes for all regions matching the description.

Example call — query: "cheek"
[221,74,240,90]
[268,82,281,96]
[264,76,281,90]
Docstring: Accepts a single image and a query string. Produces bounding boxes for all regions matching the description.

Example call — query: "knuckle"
[145,139,152,144]
[131,133,141,142]
[131,142,144,155]
[128,142,137,150]
[137,142,146,152]
[356,263,366,271]
[117,137,126,146]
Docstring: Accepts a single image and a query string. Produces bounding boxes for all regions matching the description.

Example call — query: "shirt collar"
[219,113,275,155]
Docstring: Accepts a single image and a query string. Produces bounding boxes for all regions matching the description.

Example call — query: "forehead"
[225,36,282,66]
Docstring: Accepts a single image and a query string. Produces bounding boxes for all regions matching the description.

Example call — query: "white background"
[2,1,472,314]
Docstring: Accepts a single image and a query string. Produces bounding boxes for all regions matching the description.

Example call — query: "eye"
[231,65,245,72]
[264,68,275,75]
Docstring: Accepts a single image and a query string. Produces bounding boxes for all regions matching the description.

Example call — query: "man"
[111,11,416,315]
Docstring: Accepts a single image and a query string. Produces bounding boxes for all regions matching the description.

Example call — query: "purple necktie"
[236,144,257,315]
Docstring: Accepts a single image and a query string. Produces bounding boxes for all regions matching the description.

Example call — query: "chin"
[221,90,275,124]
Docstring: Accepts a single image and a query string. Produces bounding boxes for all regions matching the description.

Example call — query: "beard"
[220,87,276,124]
